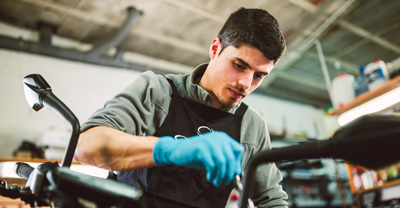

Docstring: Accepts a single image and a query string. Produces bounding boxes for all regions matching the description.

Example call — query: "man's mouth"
[229,89,244,100]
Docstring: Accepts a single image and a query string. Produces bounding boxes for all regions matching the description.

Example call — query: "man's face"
[200,38,276,109]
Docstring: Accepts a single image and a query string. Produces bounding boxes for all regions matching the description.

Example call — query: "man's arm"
[74,126,158,172]
[74,126,244,187]
[74,72,166,171]
[74,72,243,186]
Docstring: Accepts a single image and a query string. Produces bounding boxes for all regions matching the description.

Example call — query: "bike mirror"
[23,74,52,112]
[22,74,80,167]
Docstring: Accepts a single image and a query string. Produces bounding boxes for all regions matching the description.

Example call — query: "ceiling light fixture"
[338,86,400,126]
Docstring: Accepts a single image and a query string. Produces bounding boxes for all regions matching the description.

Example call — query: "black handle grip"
[47,167,143,207]
[13,162,34,180]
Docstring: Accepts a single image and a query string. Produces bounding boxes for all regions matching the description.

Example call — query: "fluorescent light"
[338,87,400,126]
[0,161,108,179]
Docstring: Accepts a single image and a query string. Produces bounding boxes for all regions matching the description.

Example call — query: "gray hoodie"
[81,63,288,207]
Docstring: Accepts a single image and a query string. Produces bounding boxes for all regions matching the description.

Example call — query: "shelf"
[0,157,109,179]
[346,163,400,195]
[352,179,400,195]
[328,75,400,115]
[0,157,80,164]
[0,196,31,207]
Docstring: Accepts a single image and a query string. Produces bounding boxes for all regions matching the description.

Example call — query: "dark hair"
[218,7,286,63]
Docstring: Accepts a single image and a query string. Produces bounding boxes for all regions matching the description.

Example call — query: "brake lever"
[234,174,255,208]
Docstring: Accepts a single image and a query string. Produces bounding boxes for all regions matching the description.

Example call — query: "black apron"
[117,78,248,208]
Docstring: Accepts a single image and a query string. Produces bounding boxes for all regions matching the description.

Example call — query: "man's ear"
[209,38,221,60]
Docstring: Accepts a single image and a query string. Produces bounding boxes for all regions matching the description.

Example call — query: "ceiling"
[0,0,399,109]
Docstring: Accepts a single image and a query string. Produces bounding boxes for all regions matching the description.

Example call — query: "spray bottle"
[364,59,389,90]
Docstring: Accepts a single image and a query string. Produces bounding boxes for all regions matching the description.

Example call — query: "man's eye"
[255,73,266,80]
[233,62,245,70]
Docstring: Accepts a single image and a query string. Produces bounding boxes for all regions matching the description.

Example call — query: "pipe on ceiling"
[296,0,356,54]
[85,7,142,58]
[265,0,356,87]
[315,39,334,104]
[0,7,168,75]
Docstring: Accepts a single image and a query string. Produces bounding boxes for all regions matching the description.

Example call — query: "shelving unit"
[345,162,400,208]
[327,75,400,207]
[346,163,400,194]
[278,159,353,208]
[327,75,400,116]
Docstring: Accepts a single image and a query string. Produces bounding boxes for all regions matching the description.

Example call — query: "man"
[74,7,288,208]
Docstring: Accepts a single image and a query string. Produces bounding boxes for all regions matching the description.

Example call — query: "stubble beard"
[219,85,246,108]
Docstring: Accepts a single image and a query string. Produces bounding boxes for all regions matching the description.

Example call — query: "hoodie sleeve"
[80,71,171,136]
[241,110,288,207]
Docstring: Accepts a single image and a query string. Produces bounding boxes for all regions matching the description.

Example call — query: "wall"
[246,93,335,141]
[0,21,341,157]
[0,49,142,157]
[0,48,337,157]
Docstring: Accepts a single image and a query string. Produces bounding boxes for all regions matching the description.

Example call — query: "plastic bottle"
[352,167,363,190]
[353,65,369,97]
[388,166,399,181]
[331,73,356,109]
[361,170,377,189]
[364,59,389,91]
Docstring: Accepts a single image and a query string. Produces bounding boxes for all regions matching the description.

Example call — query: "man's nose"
[238,73,253,90]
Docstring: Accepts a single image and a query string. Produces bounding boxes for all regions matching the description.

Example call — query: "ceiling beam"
[272,70,327,91]
[286,0,317,13]
[257,86,331,108]
[13,0,354,92]
[303,51,359,74]
[335,19,400,56]
[262,0,355,90]
[16,0,209,55]
[260,49,360,94]
[161,0,226,23]
[295,0,355,54]
[133,29,208,54]
[0,21,195,74]
[162,0,318,23]
[157,0,337,91]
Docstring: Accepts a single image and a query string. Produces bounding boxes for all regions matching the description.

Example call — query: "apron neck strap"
[165,77,179,95]
[235,103,248,116]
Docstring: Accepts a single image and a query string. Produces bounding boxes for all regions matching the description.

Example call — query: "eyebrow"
[236,57,251,69]
[235,57,269,76]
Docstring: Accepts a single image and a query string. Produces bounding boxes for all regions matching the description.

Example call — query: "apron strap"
[165,77,180,95]
[235,103,248,116]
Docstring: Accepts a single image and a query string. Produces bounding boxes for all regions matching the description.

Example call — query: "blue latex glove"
[153,131,244,187]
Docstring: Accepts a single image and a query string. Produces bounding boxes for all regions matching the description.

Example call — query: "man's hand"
[153,131,244,187]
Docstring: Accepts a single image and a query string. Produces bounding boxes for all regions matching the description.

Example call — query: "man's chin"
[222,100,240,108]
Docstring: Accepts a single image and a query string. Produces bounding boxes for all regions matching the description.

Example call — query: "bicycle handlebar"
[7,162,146,208]
[48,166,144,205]
[13,162,34,180]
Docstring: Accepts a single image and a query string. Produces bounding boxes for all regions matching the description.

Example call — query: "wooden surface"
[346,163,400,194]
[0,196,31,208]
[0,157,85,208]
[0,157,82,164]
[328,75,400,115]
